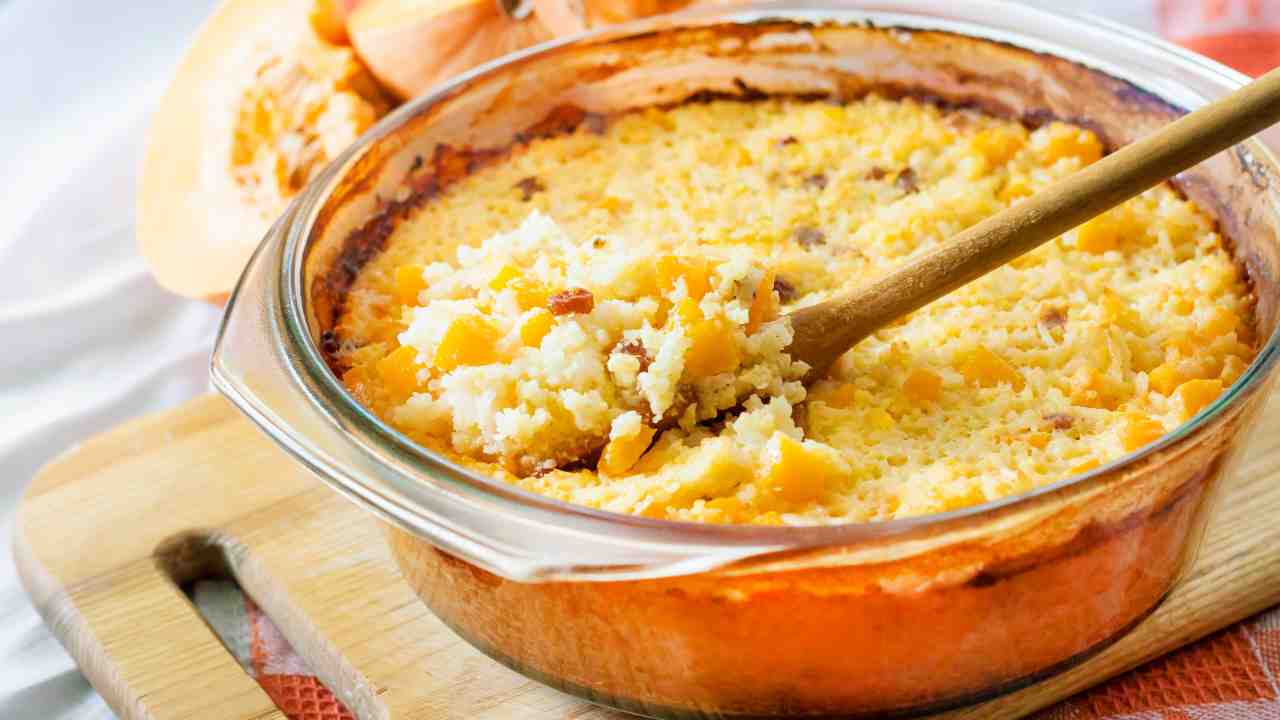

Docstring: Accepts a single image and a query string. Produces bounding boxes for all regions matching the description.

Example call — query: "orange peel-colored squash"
[345,0,555,101]
[530,0,692,36]
[138,0,393,302]
[139,0,715,301]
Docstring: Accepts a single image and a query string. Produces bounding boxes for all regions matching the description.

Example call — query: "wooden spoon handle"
[789,65,1280,378]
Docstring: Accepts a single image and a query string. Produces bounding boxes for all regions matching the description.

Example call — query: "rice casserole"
[329,95,1257,526]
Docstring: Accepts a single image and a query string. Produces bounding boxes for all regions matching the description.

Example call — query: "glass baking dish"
[211,1,1280,716]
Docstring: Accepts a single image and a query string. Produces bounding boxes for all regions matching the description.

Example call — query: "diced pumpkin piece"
[746,270,779,334]
[1071,459,1101,475]
[394,264,426,305]
[598,194,630,213]
[702,496,747,524]
[511,278,551,310]
[999,176,1033,202]
[656,255,712,300]
[1102,290,1142,331]
[489,265,551,310]
[1221,354,1248,384]
[936,479,987,511]
[1035,122,1103,165]
[970,126,1024,166]
[376,345,424,397]
[432,315,503,372]
[1121,414,1165,452]
[752,511,785,526]
[488,264,520,291]
[685,316,741,378]
[1201,306,1239,338]
[341,365,373,405]
[1175,378,1224,420]
[674,298,702,326]
[960,346,1024,390]
[1075,216,1123,254]
[810,382,858,408]
[758,434,833,506]
[1026,432,1050,449]
[1071,369,1120,410]
[1148,363,1183,396]
[598,425,658,476]
[865,408,896,431]
[518,309,554,347]
[902,367,942,404]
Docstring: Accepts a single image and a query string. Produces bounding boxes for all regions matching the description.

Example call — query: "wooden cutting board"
[13,391,1280,720]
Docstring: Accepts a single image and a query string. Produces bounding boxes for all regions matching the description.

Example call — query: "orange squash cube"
[865,408,896,431]
[341,365,373,405]
[1071,369,1120,410]
[488,264,520,291]
[394,264,426,305]
[377,345,424,397]
[1075,216,1122,254]
[759,434,832,506]
[1121,414,1165,452]
[746,270,779,334]
[598,425,658,476]
[432,315,503,372]
[656,255,712,300]
[518,309,555,348]
[960,346,1024,391]
[1175,378,1224,420]
[1201,306,1239,338]
[1147,363,1183,396]
[809,382,858,408]
[1036,122,1103,165]
[1071,459,1101,475]
[489,265,551,310]
[752,511,785,526]
[999,177,1033,202]
[685,317,741,378]
[1025,432,1050,449]
[970,126,1024,166]
[902,367,942,404]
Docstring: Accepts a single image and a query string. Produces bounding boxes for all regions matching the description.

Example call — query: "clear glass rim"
[273,1,1280,552]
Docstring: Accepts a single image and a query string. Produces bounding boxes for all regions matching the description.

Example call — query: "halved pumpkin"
[139,0,711,301]
[345,0,555,101]
[138,0,393,302]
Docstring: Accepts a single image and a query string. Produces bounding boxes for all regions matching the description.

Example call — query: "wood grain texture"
[788,65,1280,377]
[13,390,1280,720]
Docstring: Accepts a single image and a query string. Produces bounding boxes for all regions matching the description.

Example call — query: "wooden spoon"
[787,65,1280,380]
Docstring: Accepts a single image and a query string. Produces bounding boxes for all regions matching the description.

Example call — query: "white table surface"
[0,1,1163,717]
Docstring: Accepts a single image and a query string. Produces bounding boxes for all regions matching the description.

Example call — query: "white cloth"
[0,1,220,718]
[0,1,1165,718]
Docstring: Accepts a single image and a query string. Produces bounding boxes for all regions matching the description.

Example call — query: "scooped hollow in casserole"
[328,95,1256,525]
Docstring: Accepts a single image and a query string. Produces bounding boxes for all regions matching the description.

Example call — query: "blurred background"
[0,1,1275,718]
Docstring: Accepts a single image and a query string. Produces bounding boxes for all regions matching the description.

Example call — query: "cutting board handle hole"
[152,530,365,719]
[155,530,234,585]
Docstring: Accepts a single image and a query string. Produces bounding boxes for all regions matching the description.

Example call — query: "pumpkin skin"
[138,0,392,302]
[345,0,555,101]
[531,0,693,36]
